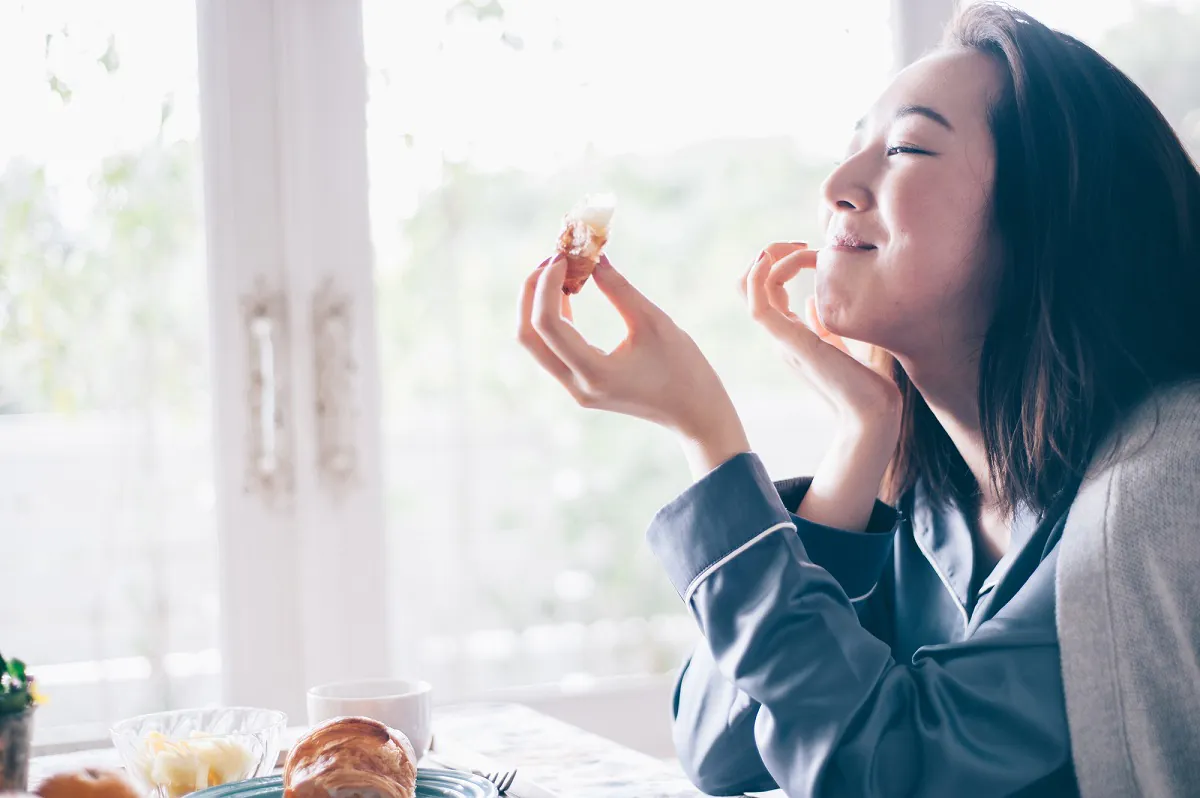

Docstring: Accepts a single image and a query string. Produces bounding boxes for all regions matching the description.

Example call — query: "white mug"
[306,678,434,760]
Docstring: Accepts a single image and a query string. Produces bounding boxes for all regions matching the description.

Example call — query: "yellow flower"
[28,679,46,706]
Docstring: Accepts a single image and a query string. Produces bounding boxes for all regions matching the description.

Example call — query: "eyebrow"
[855,104,955,133]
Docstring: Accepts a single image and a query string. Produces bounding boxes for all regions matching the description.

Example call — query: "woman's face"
[815,49,1002,361]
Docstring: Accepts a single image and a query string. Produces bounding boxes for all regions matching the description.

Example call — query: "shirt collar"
[911,480,976,614]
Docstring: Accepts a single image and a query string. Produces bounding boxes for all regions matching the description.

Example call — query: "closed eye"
[886,144,933,156]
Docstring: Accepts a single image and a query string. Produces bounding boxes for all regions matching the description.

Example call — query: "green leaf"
[446,0,505,24]
[98,35,121,74]
[47,74,73,103]
[8,659,26,685]
[160,95,176,132]
[0,692,26,715]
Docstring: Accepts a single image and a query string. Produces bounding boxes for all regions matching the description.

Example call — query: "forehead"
[866,49,1002,134]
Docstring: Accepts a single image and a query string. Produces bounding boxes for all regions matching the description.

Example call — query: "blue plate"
[189,771,498,798]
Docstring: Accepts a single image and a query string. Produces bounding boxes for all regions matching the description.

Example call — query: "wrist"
[838,396,903,444]
[799,422,898,531]
[828,420,900,480]
[676,410,751,480]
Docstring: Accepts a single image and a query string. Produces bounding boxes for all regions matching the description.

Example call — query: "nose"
[820,153,874,215]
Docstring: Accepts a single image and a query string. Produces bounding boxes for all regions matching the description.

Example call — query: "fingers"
[738,242,809,299]
[591,255,665,329]
[803,295,823,333]
[763,241,808,260]
[517,262,577,388]
[804,295,850,354]
[746,250,805,341]
[534,254,576,322]
[531,255,605,376]
[764,250,818,315]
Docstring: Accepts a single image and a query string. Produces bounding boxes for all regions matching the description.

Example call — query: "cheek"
[815,182,996,348]
[888,176,965,258]
[883,173,992,308]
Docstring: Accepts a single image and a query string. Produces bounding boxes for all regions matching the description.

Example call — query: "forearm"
[677,399,752,480]
[797,415,899,533]
[671,646,778,796]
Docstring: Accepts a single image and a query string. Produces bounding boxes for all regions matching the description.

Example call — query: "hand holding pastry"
[519,253,750,476]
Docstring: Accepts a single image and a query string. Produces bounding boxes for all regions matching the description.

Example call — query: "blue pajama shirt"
[647,453,1079,797]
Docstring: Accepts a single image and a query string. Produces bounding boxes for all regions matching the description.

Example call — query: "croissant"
[283,717,417,798]
[556,194,616,295]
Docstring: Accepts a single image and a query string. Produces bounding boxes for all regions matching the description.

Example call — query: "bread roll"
[283,717,417,798]
[35,769,139,798]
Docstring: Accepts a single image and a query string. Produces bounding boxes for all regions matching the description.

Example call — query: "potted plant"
[0,654,42,792]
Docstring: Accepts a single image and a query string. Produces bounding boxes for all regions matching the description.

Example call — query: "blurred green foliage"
[2,1,1197,636]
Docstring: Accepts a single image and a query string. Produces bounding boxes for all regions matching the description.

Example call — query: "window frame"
[195,0,391,723]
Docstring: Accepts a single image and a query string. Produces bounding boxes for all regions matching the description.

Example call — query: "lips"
[829,233,877,250]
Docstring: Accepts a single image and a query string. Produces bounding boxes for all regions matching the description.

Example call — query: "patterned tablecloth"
[30,703,776,797]
[434,703,712,798]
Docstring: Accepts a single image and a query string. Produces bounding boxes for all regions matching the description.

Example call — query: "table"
[30,703,737,798]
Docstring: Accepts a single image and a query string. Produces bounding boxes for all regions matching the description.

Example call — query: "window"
[9,0,978,740]
[362,0,895,698]
[0,0,218,735]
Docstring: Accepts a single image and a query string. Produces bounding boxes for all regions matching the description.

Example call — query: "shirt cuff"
[646,454,900,604]
[776,477,899,601]
[647,453,793,601]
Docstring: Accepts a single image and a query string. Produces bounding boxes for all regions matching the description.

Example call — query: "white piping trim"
[849,583,878,603]
[912,528,970,629]
[683,522,796,604]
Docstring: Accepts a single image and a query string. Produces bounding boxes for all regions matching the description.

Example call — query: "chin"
[814,268,861,338]
[814,253,896,350]
[820,304,868,342]
[814,284,893,352]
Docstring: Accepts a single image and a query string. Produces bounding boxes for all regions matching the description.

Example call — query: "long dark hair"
[884,2,1200,513]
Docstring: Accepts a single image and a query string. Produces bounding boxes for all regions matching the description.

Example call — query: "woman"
[518,4,1200,797]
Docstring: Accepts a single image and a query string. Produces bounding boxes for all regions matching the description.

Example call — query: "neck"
[897,351,1000,510]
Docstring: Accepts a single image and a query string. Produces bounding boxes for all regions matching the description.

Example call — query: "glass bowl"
[111,707,287,798]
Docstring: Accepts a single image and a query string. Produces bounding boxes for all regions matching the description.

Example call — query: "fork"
[478,768,518,794]
[478,766,560,798]
[423,751,514,793]
[425,751,555,798]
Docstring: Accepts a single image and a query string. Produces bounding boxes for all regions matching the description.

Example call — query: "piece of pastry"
[35,769,139,798]
[283,717,417,798]
[556,194,616,294]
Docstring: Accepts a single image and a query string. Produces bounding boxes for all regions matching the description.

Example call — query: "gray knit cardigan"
[1058,380,1200,798]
